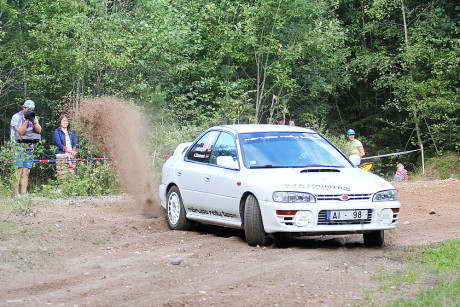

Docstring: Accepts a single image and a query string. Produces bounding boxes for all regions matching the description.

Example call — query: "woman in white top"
[52,114,78,179]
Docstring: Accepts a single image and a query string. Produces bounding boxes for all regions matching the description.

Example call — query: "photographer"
[10,100,42,197]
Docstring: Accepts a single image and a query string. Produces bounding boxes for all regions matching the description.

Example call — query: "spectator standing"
[53,114,78,179]
[394,163,408,182]
[289,119,296,126]
[346,129,365,165]
[10,100,42,197]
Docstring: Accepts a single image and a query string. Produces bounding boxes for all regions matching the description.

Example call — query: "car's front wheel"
[363,230,384,247]
[166,186,191,230]
[244,194,270,246]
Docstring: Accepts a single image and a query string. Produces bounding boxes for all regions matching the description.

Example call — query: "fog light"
[295,211,313,227]
[380,208,393,225]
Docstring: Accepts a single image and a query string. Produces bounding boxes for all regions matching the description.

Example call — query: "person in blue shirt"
[53,114,78,179]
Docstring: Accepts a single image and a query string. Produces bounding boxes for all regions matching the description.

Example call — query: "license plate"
[326,210,368,221]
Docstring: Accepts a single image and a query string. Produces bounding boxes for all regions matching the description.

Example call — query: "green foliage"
[410,239,460,273]
[387,239,460,306]
[371,268,418,291]
[423,153,460,180]
[336,0,459,156]
[366,239,460,306]
[0,143,16,197]
[0,220,28,241]
[0,197,38,241]
[318,130,349,154]
[407,152,460,180]
[40,161,120,198]
[389,279,460,307]
[0,137,119,198]
[1,0,458,180]
[148,123,204,184]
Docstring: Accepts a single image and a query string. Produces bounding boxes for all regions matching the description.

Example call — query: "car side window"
[209,132,238,165]
[186,131,220,163]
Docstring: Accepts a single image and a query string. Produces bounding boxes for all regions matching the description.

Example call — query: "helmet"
[22,100,35,110]
[347,129,356,135]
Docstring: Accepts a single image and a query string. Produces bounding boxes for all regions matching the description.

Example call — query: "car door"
[203,131,242,225]
[177,130,242,225]
[176,130,219,212]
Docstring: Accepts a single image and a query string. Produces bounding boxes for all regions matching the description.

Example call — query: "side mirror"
[349,154,361,166]
[216,156,239,170]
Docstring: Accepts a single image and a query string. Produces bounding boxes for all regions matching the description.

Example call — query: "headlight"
[273,192,316,203]
[373,190,398,201]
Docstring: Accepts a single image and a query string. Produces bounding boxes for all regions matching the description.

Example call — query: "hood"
[248,167,394,194]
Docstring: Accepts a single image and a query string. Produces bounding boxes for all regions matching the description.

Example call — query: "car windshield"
[239,132,351,169]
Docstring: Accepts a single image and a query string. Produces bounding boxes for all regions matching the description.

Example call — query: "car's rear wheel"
[363,230,384,247]
[167,186,191,230]
[244,194,270,246]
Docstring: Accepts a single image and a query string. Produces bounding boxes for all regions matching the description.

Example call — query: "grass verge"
[363,239,460,306]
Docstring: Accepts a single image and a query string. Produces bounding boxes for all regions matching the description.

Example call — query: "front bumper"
[259,200,401,234]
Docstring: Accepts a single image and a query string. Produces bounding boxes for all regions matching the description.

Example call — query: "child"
[394,163,408,182]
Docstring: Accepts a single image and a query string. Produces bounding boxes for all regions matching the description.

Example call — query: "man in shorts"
[10,100,42,197]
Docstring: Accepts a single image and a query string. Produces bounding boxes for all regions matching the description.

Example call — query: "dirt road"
[1,179,459,306]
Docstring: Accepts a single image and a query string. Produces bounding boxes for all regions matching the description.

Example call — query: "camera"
[24,110,36,120]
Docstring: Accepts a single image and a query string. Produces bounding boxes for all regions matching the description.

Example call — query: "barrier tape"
[361,149,421,160]
[32,157,108,163]
[3,149,422,164]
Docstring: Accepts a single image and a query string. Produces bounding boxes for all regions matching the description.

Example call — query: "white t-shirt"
[348,139,363,156]
[10,112,23,141]
[10,112,39,141]
[65,133,72,150]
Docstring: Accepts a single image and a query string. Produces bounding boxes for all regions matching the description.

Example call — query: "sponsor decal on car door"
[179,131,241,223]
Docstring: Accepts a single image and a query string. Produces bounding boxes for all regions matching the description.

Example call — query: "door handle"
[204,175,211,182]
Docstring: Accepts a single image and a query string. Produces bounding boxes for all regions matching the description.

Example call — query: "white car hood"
[249,167,394,194]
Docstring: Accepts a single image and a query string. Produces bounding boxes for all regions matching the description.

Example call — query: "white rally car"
[159,125,401,247]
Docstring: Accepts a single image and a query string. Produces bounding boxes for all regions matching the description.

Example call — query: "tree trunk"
[401,0,424,174]
[413,110,425,174]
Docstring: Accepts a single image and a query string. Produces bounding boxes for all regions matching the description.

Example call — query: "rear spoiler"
[163,142,193,158]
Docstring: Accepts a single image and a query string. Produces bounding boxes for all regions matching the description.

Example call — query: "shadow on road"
[191,223,365,249]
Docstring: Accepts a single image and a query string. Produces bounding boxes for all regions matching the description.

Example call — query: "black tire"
[166,186,191,230]
[363,230,384,247]
[244,194,270,246]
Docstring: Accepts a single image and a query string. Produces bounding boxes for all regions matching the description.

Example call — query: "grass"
[0,220,31,241]
[364,239,460,307]
[391,279,460,307]
[371,268,419,291]
[413,152,460,180]
[0,197,38,241]
[94,236,112,245]
[414,239,460,273]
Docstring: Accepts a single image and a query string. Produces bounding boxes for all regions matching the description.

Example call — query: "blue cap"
[347,129,356,135]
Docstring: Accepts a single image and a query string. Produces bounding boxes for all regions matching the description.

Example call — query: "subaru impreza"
[159,125,400,247]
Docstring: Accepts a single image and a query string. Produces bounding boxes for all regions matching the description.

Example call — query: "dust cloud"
[76,96,162,218]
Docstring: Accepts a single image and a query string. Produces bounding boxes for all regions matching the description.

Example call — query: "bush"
[40,161,120,198]
[422,152,460,180]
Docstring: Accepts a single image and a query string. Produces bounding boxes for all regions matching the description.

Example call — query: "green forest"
[0,0,459,194]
